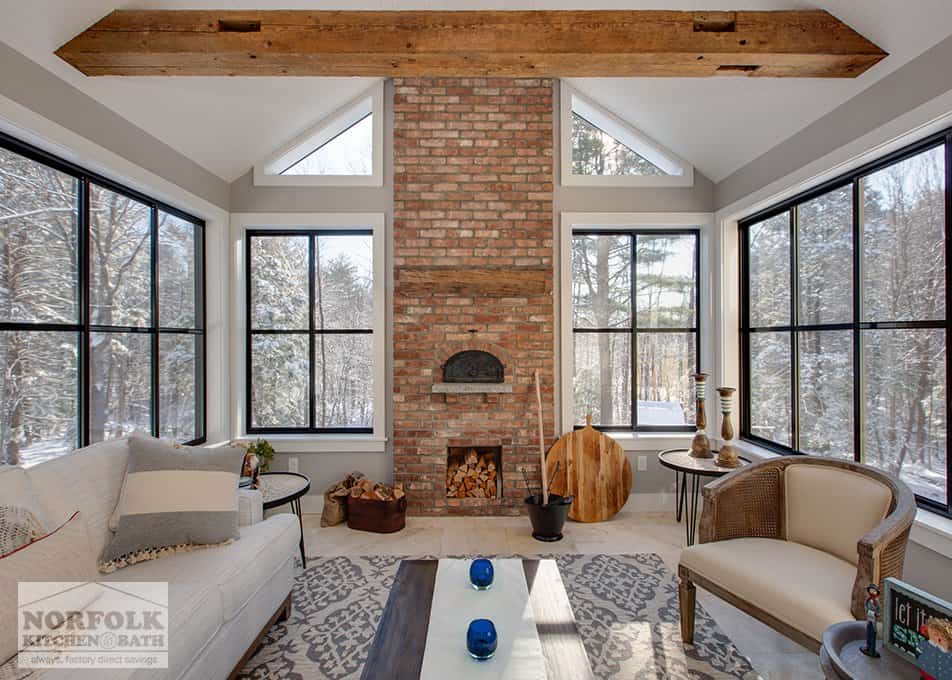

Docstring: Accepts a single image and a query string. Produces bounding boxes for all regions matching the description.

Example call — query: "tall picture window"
[740,131,950,517]
[0,133,206,465]
[572,230,699,431]
[246,230,374,433]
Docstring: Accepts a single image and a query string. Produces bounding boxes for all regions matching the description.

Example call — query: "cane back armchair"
[678,456,917,651]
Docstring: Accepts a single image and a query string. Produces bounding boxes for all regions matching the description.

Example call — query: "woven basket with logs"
[347,478,407,533]
[446,449,499,499]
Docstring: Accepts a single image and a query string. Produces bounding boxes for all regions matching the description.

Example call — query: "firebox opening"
[446,446,502,499]
[442,350,504,383]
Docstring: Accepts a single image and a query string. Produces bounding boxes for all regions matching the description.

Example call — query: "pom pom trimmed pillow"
[100,435,245,573]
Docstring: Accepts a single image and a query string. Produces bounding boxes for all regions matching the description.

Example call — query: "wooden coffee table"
[361,559,593,680]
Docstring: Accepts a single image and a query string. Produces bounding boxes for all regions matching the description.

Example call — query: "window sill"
[602,431,694,452]
[216,435,387,454]
[734,439,952,559]
[911,510,952,559]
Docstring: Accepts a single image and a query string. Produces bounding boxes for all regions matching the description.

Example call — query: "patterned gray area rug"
[238,554,760,680]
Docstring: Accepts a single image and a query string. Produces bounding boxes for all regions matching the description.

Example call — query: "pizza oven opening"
[442,350,504,384]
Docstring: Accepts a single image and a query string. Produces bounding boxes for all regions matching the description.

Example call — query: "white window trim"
[560,84,694,188]
[559,212,715,437]
[253,81,384,188]
[229,212,387,452]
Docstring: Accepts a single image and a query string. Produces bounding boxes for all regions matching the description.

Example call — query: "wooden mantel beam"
[55,9,887,78]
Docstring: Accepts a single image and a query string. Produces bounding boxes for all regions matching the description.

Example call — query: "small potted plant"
[246,438,275,473]
[524,371,573,541]
[232,438,276,489]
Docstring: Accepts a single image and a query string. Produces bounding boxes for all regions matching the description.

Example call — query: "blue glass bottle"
[466,618,497,660]
[469,558,494,590]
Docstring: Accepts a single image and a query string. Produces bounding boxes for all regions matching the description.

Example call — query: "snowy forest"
[747,144,947,505]
[0,145,201,466]
[571,111,697,428]
[249,233,373,430]
[572,230,697,428]
[571,112,665,177]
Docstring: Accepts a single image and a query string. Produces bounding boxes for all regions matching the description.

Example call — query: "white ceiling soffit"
[0,1,951,183]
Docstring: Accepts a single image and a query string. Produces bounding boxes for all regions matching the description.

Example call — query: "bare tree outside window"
[0,137,206,465]
[742,140,949,515]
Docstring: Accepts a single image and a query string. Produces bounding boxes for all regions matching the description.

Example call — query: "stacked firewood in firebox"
[446,449,499,498]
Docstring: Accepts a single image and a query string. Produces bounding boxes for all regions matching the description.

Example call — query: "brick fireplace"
[392,77,555,516]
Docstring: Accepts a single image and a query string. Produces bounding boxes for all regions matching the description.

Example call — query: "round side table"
[657,448,750,546]
[820,621,919,679]
[258,472,311,568]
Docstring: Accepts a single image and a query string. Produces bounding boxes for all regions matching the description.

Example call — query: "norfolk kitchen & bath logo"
[18,581,168,669]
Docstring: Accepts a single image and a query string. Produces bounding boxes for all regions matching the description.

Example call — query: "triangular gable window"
[561,85,693,187]
[255,81,383,187]
[281,112,373,176]
[572,112,665,177]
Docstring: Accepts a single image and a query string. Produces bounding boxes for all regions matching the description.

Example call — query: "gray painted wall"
[233,81,396,497]
[0,40,229,210]
[8,51,948,608]
[234,79,707,501]
[715,38,952,602]
[904,543,952,603]
[716,33,952,211]
[271,451,391,499]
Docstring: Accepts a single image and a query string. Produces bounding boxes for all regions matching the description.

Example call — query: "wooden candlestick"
[716,387,739,468]
[690,373,712,458]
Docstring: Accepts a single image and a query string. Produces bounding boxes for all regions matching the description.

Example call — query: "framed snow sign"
[883,577,952,679]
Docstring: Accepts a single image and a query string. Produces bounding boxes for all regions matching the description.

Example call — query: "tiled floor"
[301,507,824,680]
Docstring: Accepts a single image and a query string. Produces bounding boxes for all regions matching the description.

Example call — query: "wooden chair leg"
[679,569,696,645]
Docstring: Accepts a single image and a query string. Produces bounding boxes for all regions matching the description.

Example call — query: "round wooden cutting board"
[546,416,632,522]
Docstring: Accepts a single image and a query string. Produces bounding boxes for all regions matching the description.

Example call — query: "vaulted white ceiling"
[1,0,952,183]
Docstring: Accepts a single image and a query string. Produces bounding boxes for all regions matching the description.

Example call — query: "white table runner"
[419,559,546,680]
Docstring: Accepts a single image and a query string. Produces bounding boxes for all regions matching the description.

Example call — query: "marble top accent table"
[658,448,751,546]
[259,472,310,568]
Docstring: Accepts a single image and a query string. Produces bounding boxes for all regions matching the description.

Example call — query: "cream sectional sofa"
[1,437,300,680]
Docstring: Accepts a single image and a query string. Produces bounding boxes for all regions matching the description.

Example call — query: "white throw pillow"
[0,468,47,533]
[0,506,44,558]
[100,434,244,573]
[0,512,96,665]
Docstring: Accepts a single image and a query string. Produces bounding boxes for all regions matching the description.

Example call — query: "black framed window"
[246,230,374,433]
[572,230,700,431]
[0,132,206,466]
[740,130,951,517]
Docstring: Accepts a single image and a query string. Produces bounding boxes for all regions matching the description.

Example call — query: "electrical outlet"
[288,457,299,474]
[637,455,647,472]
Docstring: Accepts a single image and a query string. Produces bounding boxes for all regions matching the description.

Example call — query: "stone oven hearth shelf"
[432,383,513,394]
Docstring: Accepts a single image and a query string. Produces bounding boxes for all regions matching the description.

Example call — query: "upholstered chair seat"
[677,457,916,651]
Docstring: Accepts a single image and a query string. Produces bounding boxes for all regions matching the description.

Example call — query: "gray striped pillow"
[99,435,245,573]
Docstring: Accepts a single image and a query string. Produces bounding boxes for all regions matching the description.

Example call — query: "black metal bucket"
[525,494,572,542]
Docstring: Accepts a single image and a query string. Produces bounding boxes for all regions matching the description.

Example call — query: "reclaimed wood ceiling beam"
[55,10,887,78]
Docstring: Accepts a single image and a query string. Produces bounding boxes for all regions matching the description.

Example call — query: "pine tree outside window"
[246,231,374,433]
[571,230,700,431]
[560,85,694,188]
